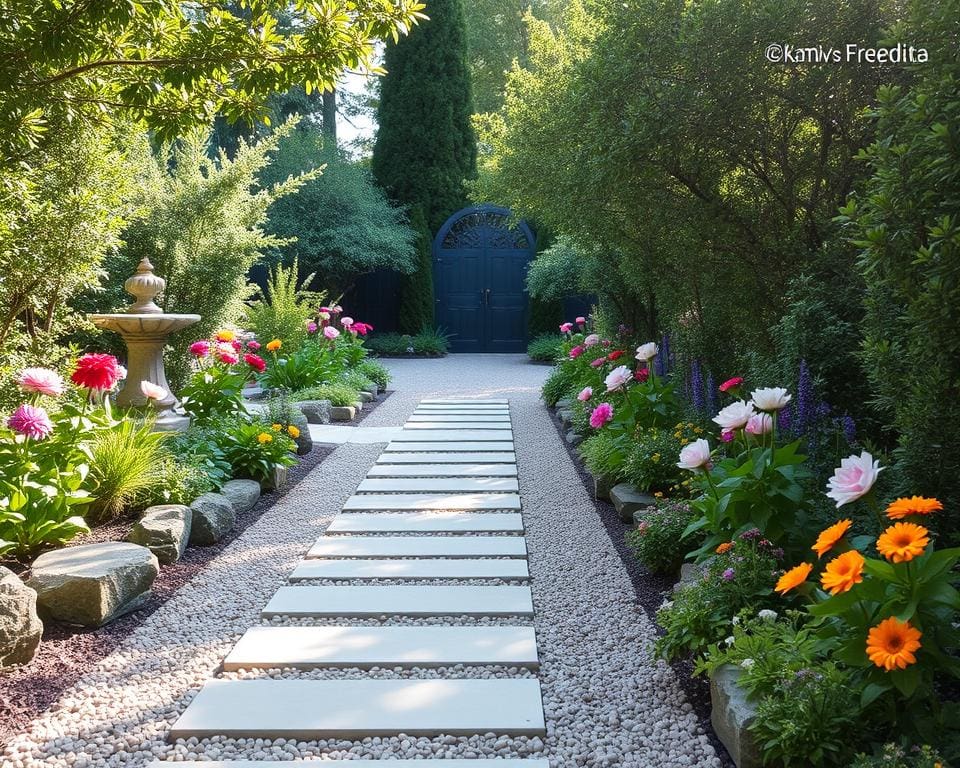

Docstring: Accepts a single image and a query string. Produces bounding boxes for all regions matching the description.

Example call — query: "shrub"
[579,431,628,482]
[626,500,701,575]
[291,383,360,407]
[366,328,450,357]
[339,369,376,394]
[245,259,325,354]
[527,333,563,362]
[853,744,949,768]
[86,418,168,523]
[258,341,344,392]
[180,333,263,424]
[217,421,297,483]
[357,359,391,390]
[134,454,215,507]
[165,423,234,491]
[623,422,703,494]
[541,365,578,407]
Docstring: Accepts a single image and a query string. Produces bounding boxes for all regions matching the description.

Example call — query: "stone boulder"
[189,493,236,546]
[555,398,572,410]
[287,409,312,456]
[557,409,573,428]
[565,429,584,448]
[610,483,657,523]
[221,479,261,514]
[330,405,357,422]
[127,504,192,564]
[358,390,375,403]
[711,664,762,768]
[28,542,159,627]
[296,399,331,425]
[590,472,615,501]
[0,567,43,667]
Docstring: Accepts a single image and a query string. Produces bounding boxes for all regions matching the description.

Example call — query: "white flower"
[635,341,659,362]
[732,615,741,626]
[712,400,755,431]
[724,635,736,647]
[117,365,128,381]
[604,365,633,392]
[740,658,756,670]
[677,438,711,470]
[140,381,167,401]
[584,333,600,347]
[660,599,674,610]
[826,450,884,507]
[751,386,793,412]
[758,609,778,623]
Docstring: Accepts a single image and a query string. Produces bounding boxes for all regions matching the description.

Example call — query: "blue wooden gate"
[433,204,536,353]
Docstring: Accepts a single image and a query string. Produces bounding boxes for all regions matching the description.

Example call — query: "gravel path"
[4,353,720,767]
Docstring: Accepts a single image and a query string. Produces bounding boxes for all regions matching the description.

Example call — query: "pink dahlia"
[323,326,340,340]
[353,322,371,336]
[71,353,122,391]
[246,340,261,351]
[589,402,614,429]
[306,321,318,333]
[190,340,210,357]
[8,404,54,439]
[218,351,239,365]
[244,353,266,373]
[569,345,584,359]
[18,367,65,397]
[590,357,606,368]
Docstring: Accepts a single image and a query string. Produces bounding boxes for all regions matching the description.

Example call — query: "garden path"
[3,354,721,768]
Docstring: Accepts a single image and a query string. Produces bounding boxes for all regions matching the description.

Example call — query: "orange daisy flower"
[775,562,812,595]
[715,542,733,555]
[811,519,853,558]
[820,550,865,595]
[885,496,943,520]
[876,522,930,563]
[866,616,922,671]
[214,329,236,343]
[266,339,282,352]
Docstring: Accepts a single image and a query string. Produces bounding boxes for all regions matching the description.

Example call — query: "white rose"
[604,365,633,392]
[677,438,711,470]
[712,400,756,431]
[751,386,793,412]
[826,450,884,507]
[635,341,659,362]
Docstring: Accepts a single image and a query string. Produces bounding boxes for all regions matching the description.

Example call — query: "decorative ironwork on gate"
[438,207,532,251]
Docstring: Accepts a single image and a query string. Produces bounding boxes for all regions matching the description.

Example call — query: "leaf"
[860,681,890,708]
[889,665,921,697]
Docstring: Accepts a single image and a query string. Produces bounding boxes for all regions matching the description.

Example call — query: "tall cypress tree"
[371,0,476,333]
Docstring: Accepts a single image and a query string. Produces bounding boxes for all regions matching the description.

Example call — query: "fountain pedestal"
[89,258,200,432]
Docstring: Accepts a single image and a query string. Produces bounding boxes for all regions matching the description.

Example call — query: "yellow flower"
[287,425,300,439]
[653,491,663,498]
[651,453,661,463]
[811,519,853,558]
[694,427,703,434]
[820,550,865,595]
[266,339,282,352]
[775,562,812,596]
[271,423,282,431]
[257,432,273,444]
[214,329,236,342]
[867,616,922,671]
[877,522,929,563]
[885,496,943,520]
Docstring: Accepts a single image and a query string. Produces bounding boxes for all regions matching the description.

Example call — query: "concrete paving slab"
[222,625,539,670]
[327,512,524,533]
[391,430,514,442]
[168,678,545,738]
[306,535,528,559]
[383,442,515,453]
[404,422,512,430]
[408,414,511,422]
[356,477,519,493]
[419,399,509,404]
[366,463,518,477]
[342,493,521,511]
[289,557,530,581]
[377,451,517,463]
[150,762,548,767]
[261,585,535,617]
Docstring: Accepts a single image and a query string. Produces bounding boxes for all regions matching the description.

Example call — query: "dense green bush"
[339,370,376,395]
[245,260,324,354]
[366,329,451,357]
[291,383,360,407]
[217,421,297,484]
[578,431,627,482]
[357,360,392,390]
[622,423,702,495]
[626,500,700,575]
[527,333,563,362]
[540,364,577,407]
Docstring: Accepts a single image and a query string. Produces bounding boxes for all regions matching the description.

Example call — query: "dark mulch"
[352,389,393,425]
[548,408,735,767]
[0,442,335,747]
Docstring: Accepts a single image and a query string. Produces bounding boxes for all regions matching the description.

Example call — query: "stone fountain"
[90,258,200,432]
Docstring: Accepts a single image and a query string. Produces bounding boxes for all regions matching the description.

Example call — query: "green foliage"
[527,296,564,337]
[291,383,360,408]
[838,1,960,523]
[541,365,578,407]
[623,423,702,494]
[339,370,376,395]
[245,260,325,354]
[357,360,392,390]
[180,361,249,426]
[365,329,451,357]
[578,431,626,483]
[626,500,700,575]
[0,0,425,163]
[260,132,418,294]
[136,454,215,508]
[86,418,168,524]
[853,744,949,768]
[165,424,234,492]
[527,333,562,362]
[217,422,296,484]
[259,342,344,393]
[397,206,435,334]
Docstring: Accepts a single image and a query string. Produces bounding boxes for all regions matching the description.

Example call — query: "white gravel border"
[4,354,719,767]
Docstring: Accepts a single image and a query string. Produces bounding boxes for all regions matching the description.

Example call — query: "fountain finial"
[124,257,165,314]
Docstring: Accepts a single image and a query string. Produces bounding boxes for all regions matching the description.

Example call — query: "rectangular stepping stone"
[366,463,518,477]
[289,558,530,580]
[384,441,515,452]
[377,451,517,464]
[327,512,524,533]
[222,626,539,670]
[343,493,521,511]
[404,421,511,430]
[357,477,519,493]
[391,430,514,442]
[168,678,545,738]
[420,398,509,404]
[414,407,510,414]
[306,535,528,559]
[261,585,535,617]
[150,762,548,767]
[408,414,511,422]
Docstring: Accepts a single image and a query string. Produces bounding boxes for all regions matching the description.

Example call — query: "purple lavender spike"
[691,359,705,413]
[706,373,717,415]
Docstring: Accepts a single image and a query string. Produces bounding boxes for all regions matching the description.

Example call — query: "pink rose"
[589,402,614,429]
[323,326,340,340]
[677,438,711,470]
[577,387,593,402]
[712,400,755,431]
[721,430,735,443]
[190,340,210,357]
[8,404,54,440]
[576,316,586,325]
[590,357,605,368]
[569,345,584,359]
[604,364,633,392]
[560,322,574,333]
[246,340,261,350]
[584,333,600,347]
[341,317,354,327]
[18,367,65,397]
[826,451,883,507]
[306,321,318,333]
[745,413,773,435]
[140,381,167,400]
[634,368,649,383]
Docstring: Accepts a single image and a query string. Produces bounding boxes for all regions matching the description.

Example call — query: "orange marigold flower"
[811,519,853,558]
[271,423,282,431]
[257,432,273,444]
[214,329,236,342]
[715,542,733,555]
[287,425,300,439]
[266,339,282,352]
[820,550,865,595]
[775,562,812,595]
[866,616,922,671]
[885,496,944,520]
[876,522,930,563]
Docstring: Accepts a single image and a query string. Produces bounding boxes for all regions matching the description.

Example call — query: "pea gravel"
[4,353,721,767]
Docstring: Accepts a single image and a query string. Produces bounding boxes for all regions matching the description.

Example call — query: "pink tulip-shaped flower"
[589,402,614,429]
[826,451,884,507]
[575,316,586,325]
[577,387,593,402]
[18,367,65,397]
[560,322,574,333]
[324,326,340,340]
[745,413,773,435]
[677,438,712,470]
[140,381,168,401]
[341,317,354,327]
[8,404,54,439]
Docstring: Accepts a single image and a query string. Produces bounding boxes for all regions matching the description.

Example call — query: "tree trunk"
[322,89,337,147]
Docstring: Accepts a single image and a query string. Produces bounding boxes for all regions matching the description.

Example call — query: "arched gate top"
[434,204,536,252]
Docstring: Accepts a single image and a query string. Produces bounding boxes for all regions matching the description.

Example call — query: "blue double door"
[434,244,531,353]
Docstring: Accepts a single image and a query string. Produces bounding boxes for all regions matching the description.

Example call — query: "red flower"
[244,353,266,373]
[634,367,650,382]
[71,353,122,391]
[719,376,744,393]
[353,322,371,336]
[607,350,625,361]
